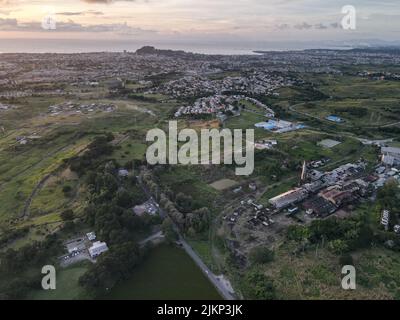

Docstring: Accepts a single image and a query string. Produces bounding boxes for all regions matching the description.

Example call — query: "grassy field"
[29,263,91,300]
[264,243,400,299]
[0,90,177,249]
[224,111,269,140]
[292,74,400,129]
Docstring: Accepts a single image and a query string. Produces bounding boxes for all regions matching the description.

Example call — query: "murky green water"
[105,244,222,300]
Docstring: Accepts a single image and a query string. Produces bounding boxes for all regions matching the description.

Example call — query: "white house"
[89,241,109,258]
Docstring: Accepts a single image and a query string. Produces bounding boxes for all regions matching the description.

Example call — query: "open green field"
[290,74,400,129]
[104,244,221,300]
[29,263,91,300]
[224,111,268,139]
[263,242,400,299]
[0,90,178,247]
[296,98,400,127]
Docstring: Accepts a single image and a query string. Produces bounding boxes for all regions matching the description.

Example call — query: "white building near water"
[89,241,109,258]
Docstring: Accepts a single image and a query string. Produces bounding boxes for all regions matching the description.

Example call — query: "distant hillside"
[135,46,201,57]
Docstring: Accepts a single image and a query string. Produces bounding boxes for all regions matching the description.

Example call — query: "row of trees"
[140,170,210,236]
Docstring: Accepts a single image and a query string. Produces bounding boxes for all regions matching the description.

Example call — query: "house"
[249,182,257,191]
[89,241,109,258]
[132,199,159,216]
[326,115,344,123]
[269,188,309,209]
[86,232,96,241]
[118,169,129,177]
[303,196,337,217]
[319,187,354,207]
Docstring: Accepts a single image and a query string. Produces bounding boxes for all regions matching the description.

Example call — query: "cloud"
[0,17,17,30]
[276,23,290,30]
[275,21,343,31]
[81,0,141,3]
[314,23,328,30]
[0,16,156,35]
[56,10,104,16]
[294,22,312,30]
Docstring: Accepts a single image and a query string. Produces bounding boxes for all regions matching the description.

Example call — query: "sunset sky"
[0,0,399,50]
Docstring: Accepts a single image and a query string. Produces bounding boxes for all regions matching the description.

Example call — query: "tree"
[62,185,72,196]
[60,209,74,221]
[161,218,178,244]
[114,188,133,208]
[79,241,142,297]
[241,268,276,300]
[286,225,310,242]
[249,246,274,265]
[328,239,349,254]
[175,192,193,213]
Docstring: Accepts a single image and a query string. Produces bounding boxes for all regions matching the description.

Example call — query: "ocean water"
[0,38,349,55]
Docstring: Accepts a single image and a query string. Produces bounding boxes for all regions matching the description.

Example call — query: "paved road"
[139,230,165,247]
[177,236,235,300]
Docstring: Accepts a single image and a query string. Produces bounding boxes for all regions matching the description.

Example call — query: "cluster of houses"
[269,161,369,217]
[61,231,109,266]
[254,139,278,150]
[49,101,116,116]
[0,102,15,111]
[0,90,33,99]
[371,146,400,188]
[268,146,400,218]
[358,71,400,81]
[174,94,274,119]
[133,198,159,216]
[152,72,295,99]
[175,95,237,118]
